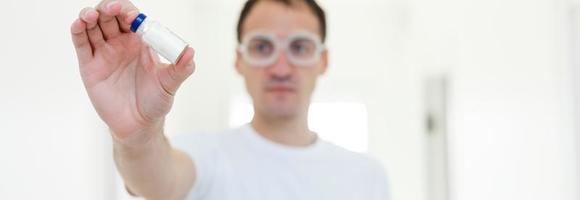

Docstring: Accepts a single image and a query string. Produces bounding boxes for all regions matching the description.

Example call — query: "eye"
[249,39,274,57]
[290,39,315,57]
[257,43,272,53]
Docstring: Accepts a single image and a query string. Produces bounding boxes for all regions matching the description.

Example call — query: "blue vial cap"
[130,13,147,33]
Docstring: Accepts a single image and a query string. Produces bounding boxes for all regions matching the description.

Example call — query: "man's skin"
[70,0,328,199]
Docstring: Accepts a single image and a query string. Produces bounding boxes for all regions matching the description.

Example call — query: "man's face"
[236,1,328,119]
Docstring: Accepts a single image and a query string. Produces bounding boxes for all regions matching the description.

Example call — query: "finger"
[79,7,106,48]
[148,48,161,63]
[158,48,195,96]
[71,18,93,63]
[96,0,140,33]
[96,1,122,40]
[119,10,140,33]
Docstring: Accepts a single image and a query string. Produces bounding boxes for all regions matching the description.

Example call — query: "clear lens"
[247,37,275,60]
[289,37,317,60]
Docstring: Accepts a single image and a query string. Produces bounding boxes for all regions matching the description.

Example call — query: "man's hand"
[71,0,195,144]
[71,1,197,199]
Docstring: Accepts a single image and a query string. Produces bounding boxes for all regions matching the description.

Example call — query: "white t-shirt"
[172,124,390,200]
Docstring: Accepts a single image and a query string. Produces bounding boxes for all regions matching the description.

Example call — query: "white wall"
[573,1,580,195]
[406,0,580,199]
[0,0,577,200]
[0,0,114,199]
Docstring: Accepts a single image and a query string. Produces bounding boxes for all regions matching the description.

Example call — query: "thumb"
[158,47,196,96]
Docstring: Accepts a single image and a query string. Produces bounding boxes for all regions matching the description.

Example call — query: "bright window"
[229,99,368,152]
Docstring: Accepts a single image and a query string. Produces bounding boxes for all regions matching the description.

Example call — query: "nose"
[267,50,293,79]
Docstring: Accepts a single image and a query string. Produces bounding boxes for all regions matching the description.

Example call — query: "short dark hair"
[236,0,327,43]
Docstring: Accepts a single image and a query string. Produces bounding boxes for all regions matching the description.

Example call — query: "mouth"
[266,86,296,94]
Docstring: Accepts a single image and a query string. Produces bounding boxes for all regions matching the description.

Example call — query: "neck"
[250,111,317,147]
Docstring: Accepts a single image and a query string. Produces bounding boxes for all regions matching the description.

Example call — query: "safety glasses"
[238,31,325,68]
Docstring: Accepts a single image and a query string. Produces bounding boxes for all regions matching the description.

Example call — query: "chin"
[254,91,304,119]
[264,102,299,118]
[271,109,299,119]
[261,99,300,119]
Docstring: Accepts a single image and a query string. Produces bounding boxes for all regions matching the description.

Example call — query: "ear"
[235,49,243,75]
[317,48,329,75]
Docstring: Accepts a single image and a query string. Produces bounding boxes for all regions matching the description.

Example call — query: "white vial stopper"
[130,13,188,64]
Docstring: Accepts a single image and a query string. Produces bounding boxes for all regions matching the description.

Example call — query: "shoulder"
[320,141,387,174]
[321,141,382,166]
[323,142,391,198]
[170,127,243,157]
[171,126,242,145]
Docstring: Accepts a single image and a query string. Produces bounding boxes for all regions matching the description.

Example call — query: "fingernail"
[85,9,97,20]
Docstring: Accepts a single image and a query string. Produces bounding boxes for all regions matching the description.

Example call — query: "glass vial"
[130,13,189,64]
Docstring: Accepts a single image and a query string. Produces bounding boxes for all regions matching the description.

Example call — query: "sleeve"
[171,132,220,199]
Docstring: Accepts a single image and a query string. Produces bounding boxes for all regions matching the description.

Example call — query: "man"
[70,0,390,199]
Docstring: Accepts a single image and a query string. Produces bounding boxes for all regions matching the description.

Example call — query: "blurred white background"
[0,0,579,199]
